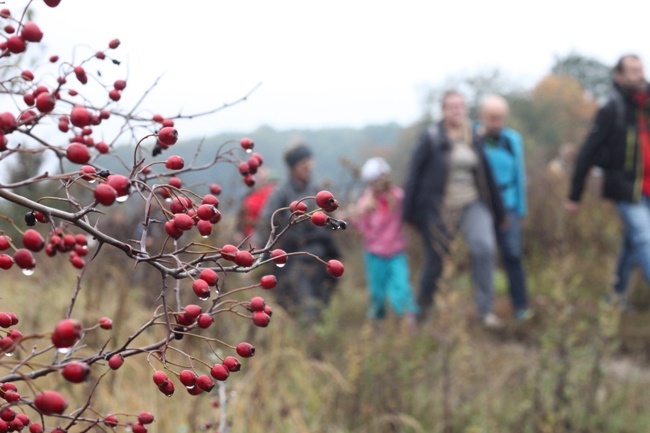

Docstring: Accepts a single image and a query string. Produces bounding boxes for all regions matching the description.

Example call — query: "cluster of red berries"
[237,137,264,187]
[0,311,21,355]
[161,180,222,240]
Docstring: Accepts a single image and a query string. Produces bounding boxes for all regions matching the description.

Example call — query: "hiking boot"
[481,312,505,330]
[515,308,534,322]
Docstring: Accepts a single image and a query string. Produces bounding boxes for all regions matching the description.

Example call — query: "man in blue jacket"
[478,94,531,321]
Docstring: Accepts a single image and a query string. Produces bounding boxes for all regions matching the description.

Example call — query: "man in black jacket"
[403,90,506,328]
[566,54,650,303]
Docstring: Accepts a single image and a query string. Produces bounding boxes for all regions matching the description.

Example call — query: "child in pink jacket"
[353,157,419,332]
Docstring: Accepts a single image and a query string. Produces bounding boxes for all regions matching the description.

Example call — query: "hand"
[564,200,580,213]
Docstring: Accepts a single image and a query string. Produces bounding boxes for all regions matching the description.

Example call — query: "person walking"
[566,54,650,307]
[478,94,532,321]
[403,90,506,328]
[256,142,341,324]
[350,156,419,333]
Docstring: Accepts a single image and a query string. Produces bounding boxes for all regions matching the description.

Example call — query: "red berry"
[95,51,106,60]
[236,342,255,358]
[234,250,254,267]
[179,370,197,387]
[34,390,67,415]
[0,235,13,251]
[0,254,13,270]
[22,229,44,252]
[108,89,121,101]
[199,268,219,286]
[196,204,216,220]
[158,127,178,146]
[158,380,175,396]
[20,22,43,43]
[29,423,44,433]
[238,161,249,176]
[243,174,255,187]
[51,318,82,349]
[247,156,260,174]
[113,79,127,91]
[21,70,34,81]
[260,275,277,289]
[61,362,90,383]
[165,155,184,170]
[70,106,91,127]
[13,249,35,270]
[94,183,118,206]
[95,141,109,154]
[66,143,90,164]
[197,313,214,329]
[106,174,131,197]
[210,364,229,381]
[311,211,329,226]
[209,183,222,195]
[220,244,238,261]
[249,296,265,312]
[240,137,254,151]
[152,370,169,387]
[173,213,194,231]
[103,415,118,428]
[164,220,183,240]
[137,411,154,425]
[44,0,61,7]
[6,36,26,54]
[222,356,241,372]
[326,259,344,277]
[270,249,287,264]
[108,39,120,49]
[168,176,182,188]
[98,317,113,330]
[70,254,85,269]
[196,374,214,392]
[191,279,210,301]
[35,92,55,113]
[0,313,11,328]
[289,200,307,215]
[108,354,124,370]
[315,190,337,211]
[252,311,271,327]
[184,304,202,319]
[132,423,147,433]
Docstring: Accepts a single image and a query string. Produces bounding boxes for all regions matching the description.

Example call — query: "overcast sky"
[25,0,650,139]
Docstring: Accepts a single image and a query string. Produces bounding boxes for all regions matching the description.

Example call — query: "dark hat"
[284,143,312,168]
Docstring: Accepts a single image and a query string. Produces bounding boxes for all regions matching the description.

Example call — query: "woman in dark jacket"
[403,90,506,328]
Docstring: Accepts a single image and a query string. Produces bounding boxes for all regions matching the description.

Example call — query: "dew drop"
[116,194,129,203]
[198,294,210,301]
[4,352,13,357]
[186,385,195,390]
[22,268,35,276]
[245,149,252,154]
[165,197,172,203]
[88,179,97,184]
[201,235,209,239]
[275,262,286,268]
[214,289,220,297]
[57,347,71,354]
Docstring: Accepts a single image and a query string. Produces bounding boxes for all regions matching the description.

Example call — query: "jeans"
[364,252,419,319]
[615,195,650,289]
[496,211,528,312]
[417,200,497,318]
[613,228,635,294]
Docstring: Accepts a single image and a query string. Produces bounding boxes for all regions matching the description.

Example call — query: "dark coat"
[569,82,650,203]
[402,121,506,229]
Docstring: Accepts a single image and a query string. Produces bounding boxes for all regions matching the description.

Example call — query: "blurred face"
[479,99,508,137]
[369,174,390,193]
[290,157,313,185]
[616,57,647,92]
[442,93,467,128]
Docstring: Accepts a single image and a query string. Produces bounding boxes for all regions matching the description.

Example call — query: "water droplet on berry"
[22,268,35,276]
[201,235,209,239]
[88,179,96,184]
[165,197,172,203]
[4,352,13,357]
[275,262,286,268]
[57,347,71,354]
[245,149,252,154]
[186,385,195,390]
[198,294,209,301]
[116,195,128,203]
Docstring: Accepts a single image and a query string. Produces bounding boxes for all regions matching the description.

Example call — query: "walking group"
[253,53,650,332]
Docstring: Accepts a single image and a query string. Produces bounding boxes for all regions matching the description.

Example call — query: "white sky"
[19,0,650,139]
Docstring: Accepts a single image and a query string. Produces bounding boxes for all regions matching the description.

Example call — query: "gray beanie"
[284,144,313,168]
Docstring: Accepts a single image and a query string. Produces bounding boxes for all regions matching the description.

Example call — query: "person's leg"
[496,211,529,316]
[416,219,448,319]
[459,200,498,319]
[385,253,419,316]
[364,252,388,320]
[615,197,650,287]
[613,227,635,295]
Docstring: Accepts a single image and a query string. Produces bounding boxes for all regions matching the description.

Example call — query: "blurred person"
[477,94,531,322]
[235,167,278,246]
[349,157,419,333]
[403,90,506,328]
[256,143,341,324]
[566,54,650,307]
[547,143,578,179]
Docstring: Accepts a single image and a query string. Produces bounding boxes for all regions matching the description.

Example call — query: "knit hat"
[284,144,313,168]
[361,157,391,183]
